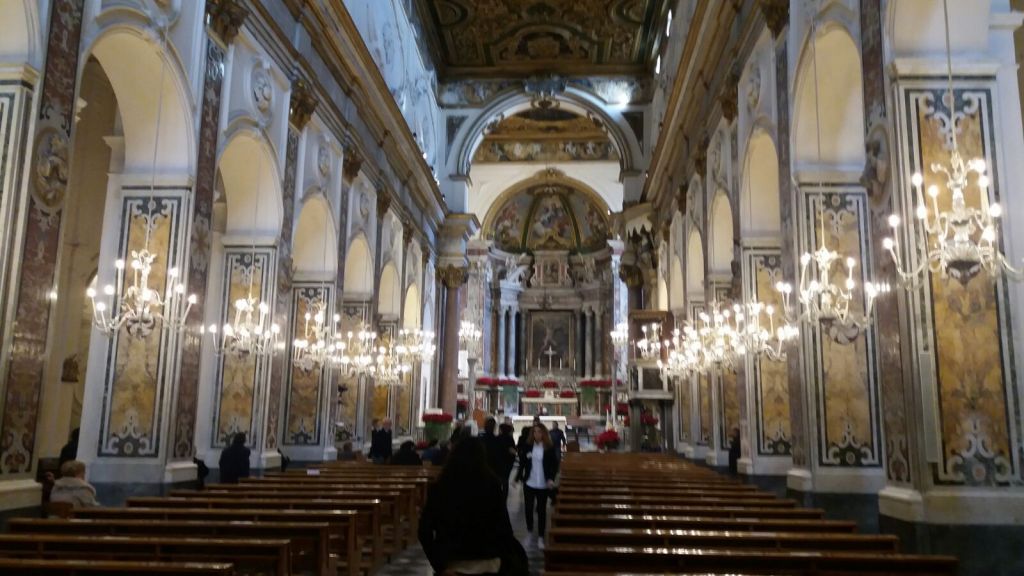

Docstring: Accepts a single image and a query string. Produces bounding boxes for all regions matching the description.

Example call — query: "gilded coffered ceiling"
[415,0,669,78]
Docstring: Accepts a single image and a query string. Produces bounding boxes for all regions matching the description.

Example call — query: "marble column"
[0,0,84,506]
[437,265,467,415]
[496,306,507,377]
[584,308,594,378]
[517,310,526,379]
[508,308,517,378]
[594,306,603,377]
[576,311,586,377]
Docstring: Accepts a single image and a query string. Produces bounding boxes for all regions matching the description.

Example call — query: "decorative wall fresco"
[749,252,792,455]
[905,86,1016,486]
[805,191,880,467]
[99,193,184,457]
[485,182,609,253]
[473,140,618,163]
[213,248,273,447]
[720,368,741,451]
[284,285,329,446]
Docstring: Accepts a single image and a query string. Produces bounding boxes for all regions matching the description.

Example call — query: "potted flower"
[524,389,543,398]
[542,380,559,389]
[477,376,498,387]
[559,390,577,398]
[596,428,621,451]
[499,378,519,387]
[422,410,454,443]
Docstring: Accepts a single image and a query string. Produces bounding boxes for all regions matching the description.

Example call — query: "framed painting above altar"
[529,311,575,372]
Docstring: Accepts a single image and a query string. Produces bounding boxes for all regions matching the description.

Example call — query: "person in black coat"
[58,428,79,468]
[369,418,393,463]
[391,440,423,466]
[418,437,527,576]
[481,418,517,497]
[728,427,741,476]
[219,432,251,484]
[517,424,560,549]
[513,426,532,482]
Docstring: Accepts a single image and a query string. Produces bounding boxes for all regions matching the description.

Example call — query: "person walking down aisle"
[370,418,393,463]
[219,432,251,484]
[549,422,566,459]
[418,437,528,576]
[518,424,559,550]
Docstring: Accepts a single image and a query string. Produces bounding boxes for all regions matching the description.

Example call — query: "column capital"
[206,0,249,45]
[437,264,468,288]
[719,71,739,123]
[758,0,789,39]
[342,147,363,184]
[288,77,318,130]
[376,186,391,218]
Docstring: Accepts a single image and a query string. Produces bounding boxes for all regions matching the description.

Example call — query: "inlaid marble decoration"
[336,304,369,437]
[678,376,691,442]
[698,372,712,445]
[98,193,184,457]
[719,368,741,451]
[749,252,792,455]
[902,85,1017,486]
[212,248,273,447]
[804,191,880,467]
[283,285,329,446]
[396,375,413,436]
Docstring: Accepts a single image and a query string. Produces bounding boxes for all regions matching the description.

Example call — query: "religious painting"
[526,194,575,250]
[284,285,329,446]
[567,191,610,251]
[750,253,792,456]
[213,248,273,447]
[805,192,880,467]
[908,86,1015,486]
[720,369,741,451]
[529,311,574,373]
[100,193,184,457]
[490,192,531,251]
[484,182,610,254]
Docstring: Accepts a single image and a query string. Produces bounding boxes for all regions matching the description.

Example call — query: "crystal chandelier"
[292,299,339,372]
[203,150,279,357]
[374,333,412,386]
[882,0,1020,285]
[87,31,194,338]
[400,328,437,365]
[331,323,379,377]
[658,328,700,378]
[692,302,744,370]
[734,300,798,361]
[635,322,664,361]
[458,320,481,357]
[775,17,888,338]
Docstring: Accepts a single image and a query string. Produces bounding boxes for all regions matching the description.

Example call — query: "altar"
[521,393,578,418]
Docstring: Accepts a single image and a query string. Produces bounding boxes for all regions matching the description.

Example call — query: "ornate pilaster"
[496,306,507,377]
[0,0,85,486]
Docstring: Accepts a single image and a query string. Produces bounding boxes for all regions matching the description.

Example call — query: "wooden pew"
[554,502,826,519]
[550,512,859,533]
[8,517,331,576]
[74,507,357,576]
[546,527,900,553]
[544,544,958,575]
[0,558,234,575]
[0,534,288,576]
[555,493,796,507]
[557,486,772,498]
[257,472,431,506]
[125,496,382,572]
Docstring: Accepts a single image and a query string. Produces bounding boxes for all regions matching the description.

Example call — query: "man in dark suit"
[369,418,393,463]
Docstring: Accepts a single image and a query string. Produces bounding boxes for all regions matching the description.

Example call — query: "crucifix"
[543,346,558,374]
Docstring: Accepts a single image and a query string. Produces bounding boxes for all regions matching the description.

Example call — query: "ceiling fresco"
[473,109,620,163]
[416,0,668,78]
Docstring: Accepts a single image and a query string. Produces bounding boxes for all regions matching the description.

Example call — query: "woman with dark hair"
[418,437,527,576]
[219,432,250,484]
[518,424,559,549]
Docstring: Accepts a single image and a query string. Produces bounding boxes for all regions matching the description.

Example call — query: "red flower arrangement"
[499,378,519,387]
[641,412,660,426]
[579,379,610,388]
[596,429,621,449]
[524,389,543,398]
[422,412,454,424]
[477,376,499,387]
[542,380,559,389]
[559,390,576,398]
[415,440,430,450]
[456,399,468,409]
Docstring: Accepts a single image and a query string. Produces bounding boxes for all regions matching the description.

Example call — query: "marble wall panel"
[283,285,328,446]
[98,193,185,457]
[678,376,691,443]
[749,253,792,455]
[720,368,741,451]
[698,372,712,445]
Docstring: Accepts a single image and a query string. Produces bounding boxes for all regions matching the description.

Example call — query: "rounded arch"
[480,170,612,231]
[0,0,42,67]
[378,263,401,317]
[741,128,782,236]
[670,257,685,310]
[343,233,373,297]
[888,0,990,58]
[293,194,337,275]
[686,229,705,295]
[453,88,642,177]
[84,25,195,175]
[708,191,733,273]
[793,24,865,169]
[217,128,283,236]
[402,284,421,329]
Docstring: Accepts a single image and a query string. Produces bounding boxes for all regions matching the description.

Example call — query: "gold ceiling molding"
[416,0,669,78]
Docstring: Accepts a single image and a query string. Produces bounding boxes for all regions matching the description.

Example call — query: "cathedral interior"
[1,0,1024,574]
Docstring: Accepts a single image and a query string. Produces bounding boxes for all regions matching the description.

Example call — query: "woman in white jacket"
[50,460,99,510]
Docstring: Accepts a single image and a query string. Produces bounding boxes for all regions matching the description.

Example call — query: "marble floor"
[377,475,545,576]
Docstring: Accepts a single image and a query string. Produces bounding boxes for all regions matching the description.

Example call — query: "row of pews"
[0,462,436,575]
[544,453,958,576]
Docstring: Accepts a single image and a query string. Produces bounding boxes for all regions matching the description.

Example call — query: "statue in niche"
[503,253,532,286]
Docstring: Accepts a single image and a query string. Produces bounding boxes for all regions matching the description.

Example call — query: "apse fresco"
[720,369,741,451]
[698,373,712,445]
[751,253,791,455]
[915,89,1013,486]
[213,249,271,447]
[808,193,878,467]
[486,181,609,253]
[284,285,328,446]
[101,195,183,457]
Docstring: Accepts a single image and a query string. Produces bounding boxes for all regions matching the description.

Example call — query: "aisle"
[377,473,545,575]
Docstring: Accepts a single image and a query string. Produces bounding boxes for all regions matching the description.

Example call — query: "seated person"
[219,432,251,484]
[337,441,358,461]
[50,460,99,510]
[391,440,423,466]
